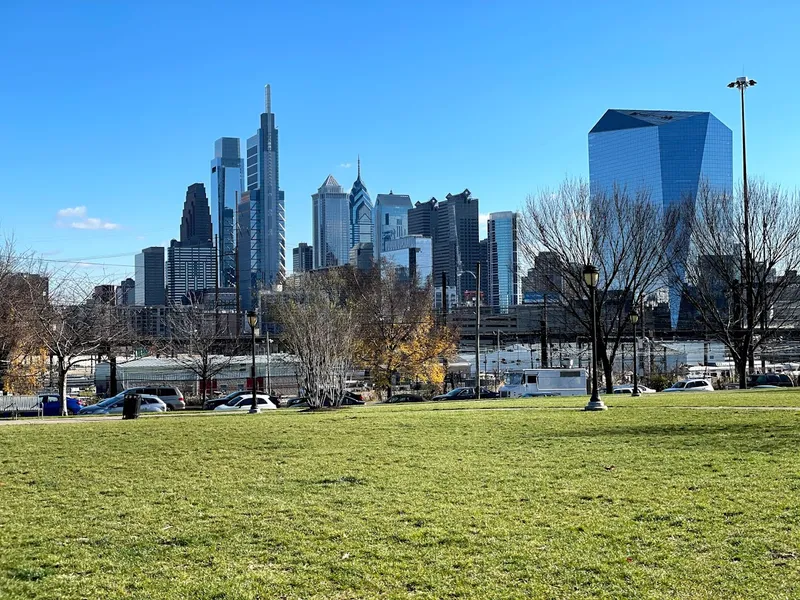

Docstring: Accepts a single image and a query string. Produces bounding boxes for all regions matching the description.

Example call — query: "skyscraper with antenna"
[239,84,286,309]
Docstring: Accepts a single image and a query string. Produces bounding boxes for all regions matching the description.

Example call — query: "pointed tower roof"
[321,174,340,188]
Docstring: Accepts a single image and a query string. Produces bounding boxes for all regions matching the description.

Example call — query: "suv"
[748,373,794,388]
[125,386,185,410]
[663,379,714,392]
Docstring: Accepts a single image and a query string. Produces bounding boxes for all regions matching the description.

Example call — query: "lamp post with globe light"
[583,264,606,411]
[629,308,640,397]
[247,311,260,414]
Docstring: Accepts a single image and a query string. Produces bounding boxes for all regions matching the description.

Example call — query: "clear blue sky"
[1,0,798,284]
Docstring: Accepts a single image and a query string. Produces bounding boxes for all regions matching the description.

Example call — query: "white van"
[499,368,588,397]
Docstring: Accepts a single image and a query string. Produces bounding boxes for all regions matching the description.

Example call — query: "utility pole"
[540,293,549,368]
[441,272,448,326]
[475,262,481,399]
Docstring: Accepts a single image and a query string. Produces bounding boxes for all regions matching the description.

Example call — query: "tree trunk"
[601,353,614,394]
[58,359,68,416]
[736,355,748,389]
[109,355,117,397]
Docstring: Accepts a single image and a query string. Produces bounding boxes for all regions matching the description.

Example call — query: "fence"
[0,395,41,419]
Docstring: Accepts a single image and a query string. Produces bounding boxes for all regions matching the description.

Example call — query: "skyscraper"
[408,198,438,239]
[135,247,165,306]
[349,157,373,249]
[292,243,313,273]
[167,183,216,304]
[244,84,285,294]
[210,137,243,287]
[373,192,413,263]
[383,236,433,287]
[312,175,350,269]
[589,109,733,325]
[432,189,480,302]
[180,183,213,247]
[487,211,520,311]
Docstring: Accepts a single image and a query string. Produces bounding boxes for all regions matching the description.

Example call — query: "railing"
[0,395,41,419]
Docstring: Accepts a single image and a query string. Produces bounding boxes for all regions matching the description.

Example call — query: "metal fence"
[0,395,41,418]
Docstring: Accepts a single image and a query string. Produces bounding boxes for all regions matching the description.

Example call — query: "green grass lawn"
[1,392,800,599]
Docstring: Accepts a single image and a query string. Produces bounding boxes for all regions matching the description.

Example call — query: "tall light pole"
[629,308,640,397]
[247,310,260,414]
[728,76,757,374]
[583,264,606,411]
[266,335,272,399]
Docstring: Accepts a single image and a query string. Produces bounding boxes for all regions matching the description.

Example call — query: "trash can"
[122,394,141,420]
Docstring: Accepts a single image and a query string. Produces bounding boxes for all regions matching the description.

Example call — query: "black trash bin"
[122,394,141,420]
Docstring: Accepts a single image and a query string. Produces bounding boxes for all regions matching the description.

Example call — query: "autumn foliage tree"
[345,267,457,398]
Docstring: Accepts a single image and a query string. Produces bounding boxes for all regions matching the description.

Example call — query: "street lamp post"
[247,311,260,414]
[458,267,480,399]
[583,264,606,411]
[629,308,640,397]
[266,334,272,399]
[728,76,756,374]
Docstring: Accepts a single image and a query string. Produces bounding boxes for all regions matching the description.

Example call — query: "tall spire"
[265,84,271,113]
[357,155,361,179]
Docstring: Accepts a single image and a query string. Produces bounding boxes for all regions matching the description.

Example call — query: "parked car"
[748,373,794,388]
[663,379,715,392]
[124,386,185,410]
[287,391,364,408]
[78,393,167,415]
[385,393,426,404]
[214,394,277,411]
[432,387,500,401]
[612,385,656,395]
[204,390,249,410]
[38,394,85,416]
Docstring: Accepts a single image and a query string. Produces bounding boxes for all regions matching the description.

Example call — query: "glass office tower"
[210,137,243,287]
[349,157,373,249]
[588,109,732,326]
[244,85,286,296]
[372,192,413,263]
[312,175,350,269]
[487,211,520,311]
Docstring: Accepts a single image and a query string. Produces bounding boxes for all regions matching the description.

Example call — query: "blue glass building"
[210,137,243,288]
[373,192,413,263]
[589,109,733,326]
[487,211,520,311]
[349,157,373,249]
[312,175,350,269]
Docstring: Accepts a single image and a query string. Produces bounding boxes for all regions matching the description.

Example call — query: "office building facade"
[116,278,135,306]
[180,183,213,248]
[349,157,373,249]
[210,137,243,287]
[589,109,733,325]
[432,189,480,303]
[349,242,374,272]
[373,192,412,263]
[292,243,313,273]
[242,84,286,304]
[134,247,166,306]
[312,175,350,269]
[383,235,433,287]
[166,242,217,304]
[408,198,438,239]
[487,211,520,310]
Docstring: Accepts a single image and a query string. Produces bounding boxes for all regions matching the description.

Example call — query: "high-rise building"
[589,109,733,325]
[210,137,243,287]
[244,84,285,294]
[237,188,260,308]
[292,243,313,273]
[92,285,116,305]
[134,247,165,306]
[349,242,374,272]
[116,278,135,306]
[180,183,213,248]
[166,184,216,304]
[408,198,438,239]
[373,192,413,263]
[432,189,480,303]
[349,157,373,249]
[166,241,216,304]
[487,211,520,311]
[312,175,350,269]
[383,235,432,287]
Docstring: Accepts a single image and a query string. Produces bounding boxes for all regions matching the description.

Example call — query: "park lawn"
[0,396,799,599]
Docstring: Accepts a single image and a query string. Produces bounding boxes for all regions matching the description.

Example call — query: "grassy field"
[1,392,799,599]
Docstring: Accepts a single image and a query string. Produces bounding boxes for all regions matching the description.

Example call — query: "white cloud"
[57,206,87,218]
[55,206,120,231]
[340,162,352,168]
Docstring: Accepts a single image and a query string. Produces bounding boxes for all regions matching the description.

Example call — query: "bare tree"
[275,272,356,409]
[19,271,122,415]
[674,182,800,387]
[161,301,240,404]
[520,178,681,392]
[344,266,458,399]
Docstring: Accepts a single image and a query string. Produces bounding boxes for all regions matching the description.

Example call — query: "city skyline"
[3,2,799,287]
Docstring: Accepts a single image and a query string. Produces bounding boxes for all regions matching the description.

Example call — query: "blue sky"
[1,0,798,284]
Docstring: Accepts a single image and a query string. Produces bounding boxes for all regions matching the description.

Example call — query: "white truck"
[498,368,588,397]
